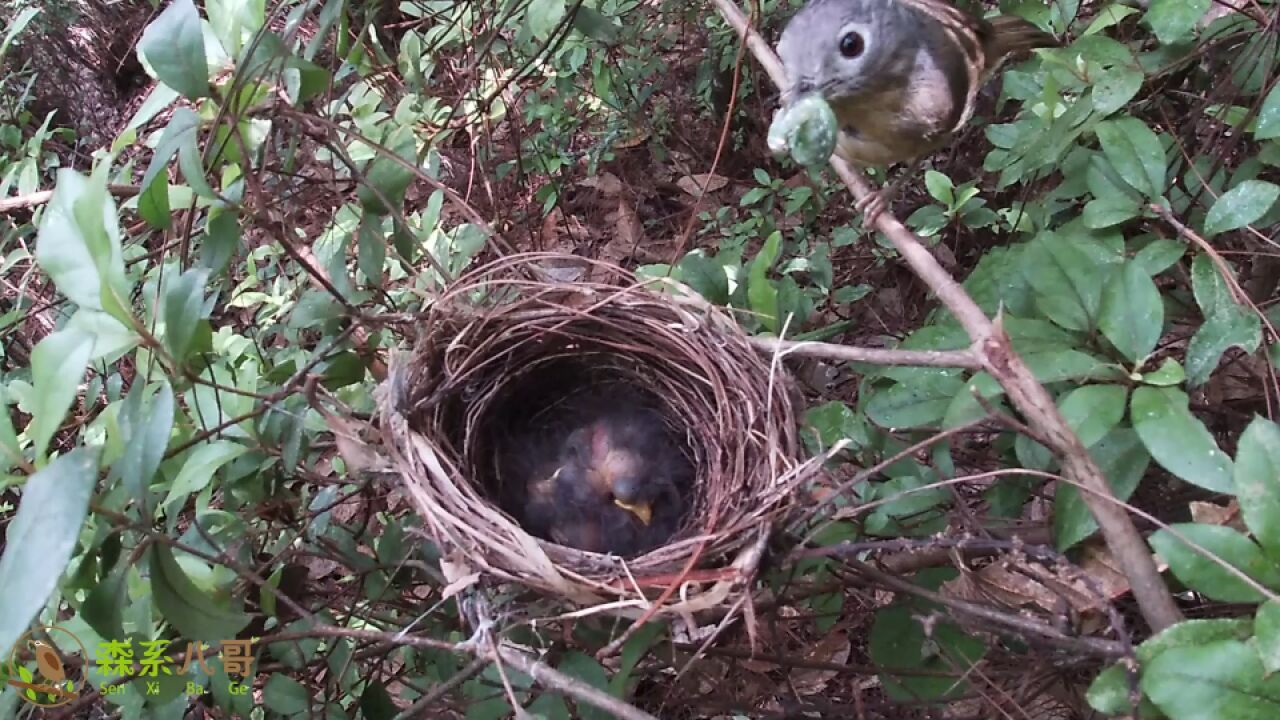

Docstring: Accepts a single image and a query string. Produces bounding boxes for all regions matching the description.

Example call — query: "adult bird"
[776,0,1057,219]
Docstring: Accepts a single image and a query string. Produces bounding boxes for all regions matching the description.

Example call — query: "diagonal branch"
[709,0,1182,631]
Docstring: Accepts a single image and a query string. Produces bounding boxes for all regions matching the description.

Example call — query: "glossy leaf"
[1059,384,1128,448]
[1149,524,1280,603]
[0,447,99,657]
[1100,262,1163,363]
[28,329,93,460]
[1143,640,1280,719]
[163,267,209,364]
[1132,387,1233,493]
[1054,428,1149,551]
[112,380,175,504]
[1143,0,1211,45]
[1187,254,1261,386]
[865,371,966,430]
[148,543,250,644]
[1021,232,1109,332]
[35,169,128,315]
[1096,117,1167,198]
[357,126,417,216]
[138,0,210,98]
[868,604,985,701]
[1204,181,1280,238]
[263,674,310,714]
[162,440,249,511]
[1235,417,1280,561]
[747,231,782,333]
[1257,83,1280,140]
[1257,600,1280,675]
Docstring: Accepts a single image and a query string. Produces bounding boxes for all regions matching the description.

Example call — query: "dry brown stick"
[710,0,1182,631]
[270,625,660,720]
[749,335,982,369]
[0,184,141,213]
[491,645,660,720]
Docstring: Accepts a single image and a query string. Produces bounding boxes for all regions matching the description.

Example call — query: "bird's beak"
[615,499,652,526]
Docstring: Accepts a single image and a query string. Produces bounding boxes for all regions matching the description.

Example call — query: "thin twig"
[749,335,982,369]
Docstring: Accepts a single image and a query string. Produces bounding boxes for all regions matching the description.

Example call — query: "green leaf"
[1236,417,1280,561]
[263,674,311,714]
[1083,194,1141,228]
[357,214,385,286]
[747,231,782,333]
[162,440,249,512]
[610,622,663,697]
[1142,357,1187,386]
[675,252,729,305]
[1149,524,1280,603]
[924,170,953,205]
[357,126,417,216]
[558,652,613,720]
[1132,238,1186,276]
[868,604,985,701]
[1100,262,1163,363]
[0,447,99,657]
[570,6,619,44]
[1091,57,1145,116]
[0,7,39,58]
[112,380,175,504]
[205,0,266,56]
[1086,663,1142,715]
[527,0,567,40]
[1143,640,1280,719]
[1204,181,1280,238]
[1021,231,1111,332]
[866,371,966,430]
[149,543,250,644]
[138,0,210,98]
[35,169,129,315]
[138,173,172,229]
[803,401,869,452]
[1143,0,1212,45]
[1186,254,1261,386]
[1132,387,1233,493]
[1257,83,1280,141]
[1256,600,1280,675]
[1055,428,1149,551]
[29,329,93,460]
[1096,117,1167,198]
[0,386,22,469]
[1083,4,1139,36]
[359,681,397,720]
[1060,384,1128,448]
[163,267,209,364]
[1138,618,1254,663]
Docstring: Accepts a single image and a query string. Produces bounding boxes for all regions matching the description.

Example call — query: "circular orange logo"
[5,626,86,707]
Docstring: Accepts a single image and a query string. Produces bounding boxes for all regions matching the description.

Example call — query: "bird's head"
[566,420,656,526]
[777,0,920,106]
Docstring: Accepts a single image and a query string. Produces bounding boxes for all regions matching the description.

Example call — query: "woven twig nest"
[378,253,818,615]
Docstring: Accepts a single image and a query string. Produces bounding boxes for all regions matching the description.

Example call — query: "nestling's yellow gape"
[777,0,1057,218]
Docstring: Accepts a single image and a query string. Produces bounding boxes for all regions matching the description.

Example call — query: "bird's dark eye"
[839,31,864,59]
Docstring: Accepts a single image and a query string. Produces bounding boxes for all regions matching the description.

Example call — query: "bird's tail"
[986,15,1059,59]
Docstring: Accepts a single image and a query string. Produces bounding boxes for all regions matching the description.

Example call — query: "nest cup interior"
[469,355,700,556]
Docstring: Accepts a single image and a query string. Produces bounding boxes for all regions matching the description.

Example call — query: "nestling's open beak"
[614,499,652,526]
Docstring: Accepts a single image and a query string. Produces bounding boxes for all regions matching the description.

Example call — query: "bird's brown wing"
[895,0,986,132]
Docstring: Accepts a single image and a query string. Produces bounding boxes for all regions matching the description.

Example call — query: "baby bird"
[517,405,692,556]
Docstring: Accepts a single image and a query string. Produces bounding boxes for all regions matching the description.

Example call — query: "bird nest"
[378,253,818,615]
